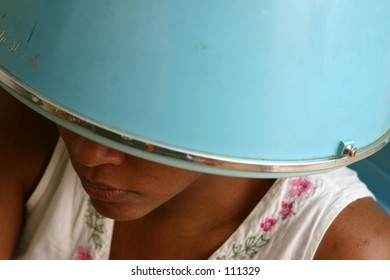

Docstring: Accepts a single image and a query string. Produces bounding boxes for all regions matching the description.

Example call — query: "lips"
[80,178,137,202]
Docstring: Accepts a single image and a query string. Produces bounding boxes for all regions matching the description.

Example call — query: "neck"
[152,175,275,230]
[110,175,275,259]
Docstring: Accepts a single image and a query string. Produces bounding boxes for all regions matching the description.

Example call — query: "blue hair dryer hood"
[0,0,389,177]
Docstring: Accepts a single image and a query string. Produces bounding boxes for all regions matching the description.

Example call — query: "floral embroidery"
[216,235,269,260]
[215,176,316,260]
[288,177,315,198]
[279,201,295,220]
[74,245,93,260]
[74,200,105,260]
[84,200,105,249]
[260,217,277,232]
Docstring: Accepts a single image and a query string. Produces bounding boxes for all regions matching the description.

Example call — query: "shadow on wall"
[350,143,390,213]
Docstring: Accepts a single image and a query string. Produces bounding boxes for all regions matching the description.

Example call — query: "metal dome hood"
[1,0,389,177]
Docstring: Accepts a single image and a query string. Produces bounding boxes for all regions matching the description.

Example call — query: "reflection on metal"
[343,144,357,157]
[339,141,358,157]
[0,67,389,176]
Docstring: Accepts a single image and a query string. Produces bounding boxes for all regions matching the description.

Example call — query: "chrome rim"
[1,67,389,176]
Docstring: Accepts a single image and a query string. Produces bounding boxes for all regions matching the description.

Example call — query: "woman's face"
[58,126,202,221]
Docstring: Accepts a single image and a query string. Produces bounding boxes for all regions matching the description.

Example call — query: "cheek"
[134,163,202,197]
[119,151,201,191]
[156,173,201,196]
[57,127,85,171]
[57,126,77,150]
[118,161,202,211]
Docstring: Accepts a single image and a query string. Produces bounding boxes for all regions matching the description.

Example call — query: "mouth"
[80,178,138,202]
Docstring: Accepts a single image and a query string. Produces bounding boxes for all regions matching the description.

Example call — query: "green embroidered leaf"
[232,244,242,254]
[94,225,104,234]
[217,234,271,260]
[84,200,105,250]
[245,236,256,248]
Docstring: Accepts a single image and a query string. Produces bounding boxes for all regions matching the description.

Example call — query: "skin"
[0,89,58,259]
[58,126,274,259]
[1,87,390,259]
[314,197,390,259]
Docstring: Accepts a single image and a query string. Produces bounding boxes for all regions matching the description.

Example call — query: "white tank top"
[15,139,374,259]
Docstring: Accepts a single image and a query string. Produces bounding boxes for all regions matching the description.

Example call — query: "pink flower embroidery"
[74,245,93,260]
[260,217,277,232]
[279,201,295,220]
[288,177,315,198]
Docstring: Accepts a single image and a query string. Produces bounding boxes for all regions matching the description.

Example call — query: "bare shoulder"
[314,197,390,259]
[0,87,58,258]
[0,87,59,194]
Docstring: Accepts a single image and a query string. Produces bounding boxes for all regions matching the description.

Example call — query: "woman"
[1,88,390,259]
[1,1,390,260]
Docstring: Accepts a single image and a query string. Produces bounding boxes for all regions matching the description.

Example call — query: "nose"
[70,136,126,167]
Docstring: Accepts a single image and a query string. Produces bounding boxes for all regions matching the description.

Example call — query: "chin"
[89,198,151,221]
